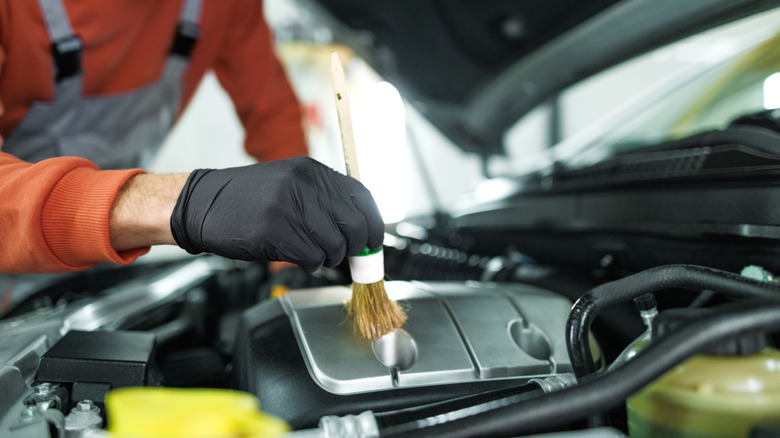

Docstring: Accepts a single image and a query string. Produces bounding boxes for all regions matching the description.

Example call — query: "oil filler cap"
[653,308,768,356]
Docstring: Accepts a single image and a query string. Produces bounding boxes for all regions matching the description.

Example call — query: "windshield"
[498,7,780,174]
[600,30,780,158]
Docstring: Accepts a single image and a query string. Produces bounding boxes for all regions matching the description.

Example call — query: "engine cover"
[234,281,573,428]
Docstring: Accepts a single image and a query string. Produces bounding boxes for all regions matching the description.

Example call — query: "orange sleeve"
[0,152,150,274]
[0,38,149,274]
[213,0,307,162]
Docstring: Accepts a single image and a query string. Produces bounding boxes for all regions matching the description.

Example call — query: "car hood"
[299,0,779,156]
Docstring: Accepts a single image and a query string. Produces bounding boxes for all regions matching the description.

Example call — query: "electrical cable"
[566,264,780,379]
[375,381,542,435]
[380,299,780,438]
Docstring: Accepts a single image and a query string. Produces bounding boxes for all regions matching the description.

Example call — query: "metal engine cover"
[234,281,573,428]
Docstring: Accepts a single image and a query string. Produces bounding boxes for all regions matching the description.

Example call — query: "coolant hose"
[382,300,780,438]
[566,264,780,379]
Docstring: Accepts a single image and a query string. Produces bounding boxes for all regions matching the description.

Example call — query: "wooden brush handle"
[330,51,361,182]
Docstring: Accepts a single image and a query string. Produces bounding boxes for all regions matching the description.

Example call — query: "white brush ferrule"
[349,249,385,284]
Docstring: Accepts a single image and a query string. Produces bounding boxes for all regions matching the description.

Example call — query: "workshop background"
[147,0,780,259]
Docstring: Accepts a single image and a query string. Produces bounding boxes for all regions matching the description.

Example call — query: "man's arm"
[0,152,148,273]
[109,173,188,251]
[2,153,381,274]
[111,158,384,272]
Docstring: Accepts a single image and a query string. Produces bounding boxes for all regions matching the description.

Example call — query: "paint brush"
[330,51,407,339]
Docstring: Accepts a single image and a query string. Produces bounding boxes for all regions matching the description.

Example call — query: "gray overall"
[1,0,203,314]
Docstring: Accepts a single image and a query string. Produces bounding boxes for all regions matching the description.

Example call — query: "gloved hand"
[170,156,384,271]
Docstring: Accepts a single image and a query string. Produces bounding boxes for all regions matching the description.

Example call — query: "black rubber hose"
[376,381,542,435]
[566,264,780,379]
[385,300,780,438]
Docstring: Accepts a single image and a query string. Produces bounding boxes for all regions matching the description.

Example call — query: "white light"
[474,178,521,202]
[764,72,780,109]
[357,81,408,224]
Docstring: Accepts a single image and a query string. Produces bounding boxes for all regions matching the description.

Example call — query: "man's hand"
[169,156,384,271]
[110,172,189,251]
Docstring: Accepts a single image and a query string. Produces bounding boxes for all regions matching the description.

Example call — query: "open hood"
[298,0,780,156]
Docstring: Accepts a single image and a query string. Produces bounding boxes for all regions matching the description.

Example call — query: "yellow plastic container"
[106,387,290,438]
[627,348,780,438]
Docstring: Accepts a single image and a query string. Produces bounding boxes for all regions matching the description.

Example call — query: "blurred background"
[150,0,780,227]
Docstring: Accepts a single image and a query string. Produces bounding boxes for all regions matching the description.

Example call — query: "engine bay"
[3,4,780,435]
[2,222,780,437]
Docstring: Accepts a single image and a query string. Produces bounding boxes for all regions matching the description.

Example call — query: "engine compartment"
[3,226,779,438]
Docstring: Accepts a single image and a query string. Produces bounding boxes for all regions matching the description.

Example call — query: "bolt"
[78,400,94,412]
[34,383,52,395]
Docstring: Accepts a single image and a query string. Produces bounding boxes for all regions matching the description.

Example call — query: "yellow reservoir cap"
[106,387,290,438]
[628,348,780,438]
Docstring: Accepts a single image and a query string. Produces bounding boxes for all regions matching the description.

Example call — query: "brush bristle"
[347,280,407,339]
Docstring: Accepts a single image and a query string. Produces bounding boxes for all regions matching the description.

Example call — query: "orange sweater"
[0,0,307,273]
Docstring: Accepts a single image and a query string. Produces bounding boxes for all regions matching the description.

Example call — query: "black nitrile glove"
[170,156,384,271]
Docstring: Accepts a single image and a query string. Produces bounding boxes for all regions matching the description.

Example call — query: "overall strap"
[36,0,82,81]
[171,0,203,57]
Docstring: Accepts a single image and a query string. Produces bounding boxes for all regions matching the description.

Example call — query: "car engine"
[2,213,780,437]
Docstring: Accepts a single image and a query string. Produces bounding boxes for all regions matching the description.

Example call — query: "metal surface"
[0,258,224,437]
[371,329,417,371]
[283,281,574,394]
[64,400,102,437]
[61,258,219,333]
[0,259,222,383]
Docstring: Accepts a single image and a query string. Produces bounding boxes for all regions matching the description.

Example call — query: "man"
[0,0,383,275]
